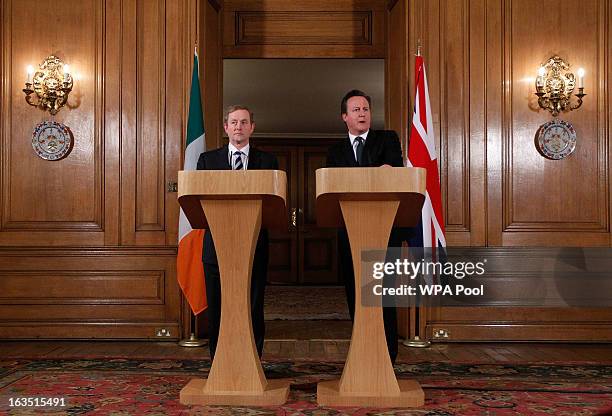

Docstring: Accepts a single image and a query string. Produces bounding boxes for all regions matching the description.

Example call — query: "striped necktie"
[233,150,244,170]
[354,137,364,165]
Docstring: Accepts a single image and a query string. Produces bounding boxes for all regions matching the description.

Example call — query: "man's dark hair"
[341,89,372,115]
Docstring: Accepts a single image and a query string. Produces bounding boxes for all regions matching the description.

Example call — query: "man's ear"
[341,113,348,123]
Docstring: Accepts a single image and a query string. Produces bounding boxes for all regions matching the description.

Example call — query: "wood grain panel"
[0,271,163,304]
[268,239,292,281]
[499,0,608,245]
[0,305,169,320]
[424,247,612,341]
[121,0,184,245]
[254,142,299,284]
[385,0,408,149]
[136,0,165,232]
[421,0,487,246]
[0,247,180,339]
[299,146,338,283]
[387,0,412,338]
[199,0,223,150]
[223,0,386,58]
[441,0,469,232]
[0,0,105,244]
[236,11,373,45]
[0,0,187,339]
[0,323,181,340]
[303,238,333,269]
[426,322,612,342]
[103,0,122,246]
[121,0,166,243]
[466,0,487,246]
[163,0,185,246]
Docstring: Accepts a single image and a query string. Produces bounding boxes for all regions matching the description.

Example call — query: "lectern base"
[317,379,425,407]
[179,378,290,406]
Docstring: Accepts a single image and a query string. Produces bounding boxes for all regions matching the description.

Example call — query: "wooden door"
[256,138,339,285]
[298,145,338,284]
[262,144,299,284]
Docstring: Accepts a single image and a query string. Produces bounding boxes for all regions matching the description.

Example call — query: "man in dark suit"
[197,105,279,360]
[326,89,403,363]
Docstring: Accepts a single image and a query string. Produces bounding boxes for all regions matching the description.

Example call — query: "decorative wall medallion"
[535,119,576,160]
[32,121,74,161]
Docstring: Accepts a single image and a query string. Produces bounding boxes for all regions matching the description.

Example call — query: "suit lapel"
[342,137,358,167]
[247,147,261,170]
[362,130,379,166]
[218,145,231,170]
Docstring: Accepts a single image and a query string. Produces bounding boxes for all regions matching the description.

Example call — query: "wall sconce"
[535,56,586,117]
[23,55,73,115]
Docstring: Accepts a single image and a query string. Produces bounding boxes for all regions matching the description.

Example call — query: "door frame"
[192,0,417,338]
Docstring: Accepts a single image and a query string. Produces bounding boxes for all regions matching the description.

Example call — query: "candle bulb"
[536,66,546,89]
[26,65,33,84]
[63,64,70,82]
[577,68,585,89]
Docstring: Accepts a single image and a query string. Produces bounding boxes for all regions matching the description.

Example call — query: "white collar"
[348,130,369,146]
[228,142,250,155]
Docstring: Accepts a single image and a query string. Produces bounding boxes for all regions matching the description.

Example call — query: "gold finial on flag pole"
[416,39,422,56]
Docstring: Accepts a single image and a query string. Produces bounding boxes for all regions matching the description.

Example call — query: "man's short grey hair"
[223,105,254,124]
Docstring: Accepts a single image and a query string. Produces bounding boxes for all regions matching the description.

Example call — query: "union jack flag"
[406,54,446,251]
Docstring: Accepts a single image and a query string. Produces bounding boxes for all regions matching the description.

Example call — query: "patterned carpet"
[264,286,350,320]
[1,359,611,415]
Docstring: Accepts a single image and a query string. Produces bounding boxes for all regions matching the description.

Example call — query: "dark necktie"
[355,137,365,165]
[233,151,244,170]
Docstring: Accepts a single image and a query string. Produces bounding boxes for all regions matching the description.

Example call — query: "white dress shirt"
[228,143,250,170]
[348,130,369,161]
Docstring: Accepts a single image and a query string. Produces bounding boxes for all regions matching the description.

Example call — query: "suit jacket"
[326,129,404,168]
[197,145,279,264]
[326,129,405,247]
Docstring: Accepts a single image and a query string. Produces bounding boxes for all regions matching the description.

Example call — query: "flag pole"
[404,38,431,349]
[178,40,207,348]
[179,311,207,347]
[403,306,431,348]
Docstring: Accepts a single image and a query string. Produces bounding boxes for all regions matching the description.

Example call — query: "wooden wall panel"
[0,0,107,245]
[441,0,469,234]
[386,0,409,151]
[422,0,612,341]
[0,0,188,339]
[299,146,338,284]
[199,0,223,149]
[0,0,609,342]
[223,0,386,58]
[121,0,183,245]
[489,0,609,246]
[421,0,608,248]
[1,272,163,303]
[255,143,298,284]
[415,0,487,247]
[136,0,166,232]
[0,248,181,339]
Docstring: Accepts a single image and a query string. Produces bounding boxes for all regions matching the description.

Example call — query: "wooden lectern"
[177,170,290,406]
[315,167,426,407]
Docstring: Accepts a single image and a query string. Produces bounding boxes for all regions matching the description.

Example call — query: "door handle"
[291,208,304,228]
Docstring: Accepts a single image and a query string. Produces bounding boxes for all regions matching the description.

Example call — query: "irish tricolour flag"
[177,48,206,314]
